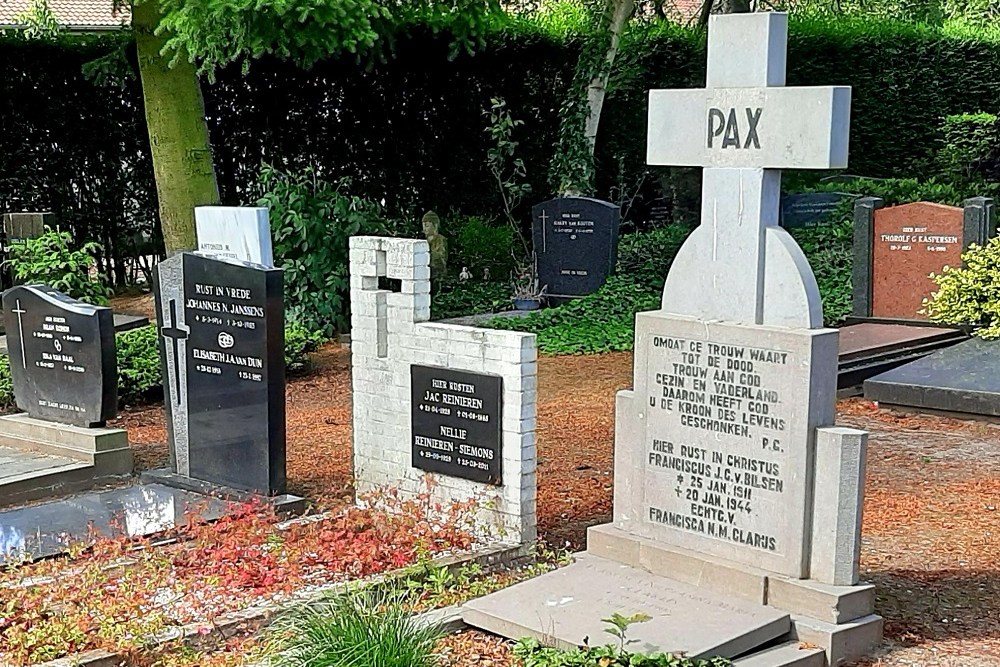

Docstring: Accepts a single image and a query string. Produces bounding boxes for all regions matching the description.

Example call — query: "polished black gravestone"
[154,253,286,495]
[865,337,1000,417]
[531,197,620,301]
[411,365,502,485]
[1,285,116,427]
[779,191,854,229]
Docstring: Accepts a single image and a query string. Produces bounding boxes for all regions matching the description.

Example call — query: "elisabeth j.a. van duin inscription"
[410,365,502,485]
[2,284,116,427]
[620,313,837,577]
[155,253,285,495]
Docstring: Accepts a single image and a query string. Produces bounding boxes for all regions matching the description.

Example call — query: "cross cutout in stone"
[647,12,851,328]
[159,299,189,403]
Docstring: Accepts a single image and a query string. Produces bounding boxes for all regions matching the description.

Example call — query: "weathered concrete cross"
[647,12,851,328]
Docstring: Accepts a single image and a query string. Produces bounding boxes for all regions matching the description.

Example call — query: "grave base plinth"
[0,413,133,505]
[139,468,306,517]
[464,525,882,667]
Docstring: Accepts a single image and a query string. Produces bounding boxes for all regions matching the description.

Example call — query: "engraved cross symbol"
[646,12,851,328]
[11,299,26,369]
[159,299,189,403]
[539,210,549,252]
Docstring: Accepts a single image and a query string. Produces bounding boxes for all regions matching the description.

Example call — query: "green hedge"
[5,16,1000,242]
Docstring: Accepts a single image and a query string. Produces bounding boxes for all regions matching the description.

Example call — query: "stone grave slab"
[780,192,854,229]
[531,197,620,300]
[2,212,48,241]
[865,337,1000,417]
[2,285,116,427]
[195,206,274,266]
[852,197,994,321]
[0,483,229,565]
[462,552,790,659]
[154,253,286,495]
[835,321,966,393]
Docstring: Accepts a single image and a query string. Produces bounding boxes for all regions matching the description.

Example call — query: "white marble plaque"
[615,313,838,577]
[195,206,273,267]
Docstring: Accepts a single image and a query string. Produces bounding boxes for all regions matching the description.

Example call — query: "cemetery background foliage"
[4,14,1000,264]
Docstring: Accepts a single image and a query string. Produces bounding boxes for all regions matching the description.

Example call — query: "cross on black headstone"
[10,298,26,369]
[159,299,188,402]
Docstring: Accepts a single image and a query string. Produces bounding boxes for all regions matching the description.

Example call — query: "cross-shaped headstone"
[647,12,851,328]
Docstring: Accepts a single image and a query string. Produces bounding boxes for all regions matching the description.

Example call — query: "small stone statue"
[459,267,472,282]
[421,211,448,280]
[483,267,490,281]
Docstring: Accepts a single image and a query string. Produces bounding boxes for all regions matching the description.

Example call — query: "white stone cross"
[647,12,851,328]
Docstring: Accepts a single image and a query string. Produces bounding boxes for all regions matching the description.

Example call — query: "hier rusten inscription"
[871,202,963,320]
[2,285,117,427]
[411,365,502,485]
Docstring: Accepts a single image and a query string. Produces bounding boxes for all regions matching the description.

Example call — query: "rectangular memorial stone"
[2,213,48,241]
[616,313,838,577]
[852,198,994,321]
[154,253,285,495]
[2,285,116,427]
[780,192,853,229]
[531,197,620,299]
[410,365,502,485]
[195,206,274,266]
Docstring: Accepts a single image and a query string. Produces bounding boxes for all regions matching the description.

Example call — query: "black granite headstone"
[531,197,620,300]
[410,365,502,485]
[779,192,854,229]
[154,253,285,495]
[1,285,116,427]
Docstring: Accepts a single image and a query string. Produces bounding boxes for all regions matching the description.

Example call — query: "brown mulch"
[110,291,156,320]
[116,351,1000,666]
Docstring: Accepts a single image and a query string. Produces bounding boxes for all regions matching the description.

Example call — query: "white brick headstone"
[195,207,274,267]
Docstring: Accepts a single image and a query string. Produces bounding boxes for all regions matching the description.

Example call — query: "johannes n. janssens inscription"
[155,252,286,495]
[411,365,502,485]
[641,332,795,556]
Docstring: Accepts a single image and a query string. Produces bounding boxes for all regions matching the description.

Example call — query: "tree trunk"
[133,0,219,255]
[583,0,635,161]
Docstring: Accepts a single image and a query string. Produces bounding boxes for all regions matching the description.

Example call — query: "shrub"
[258,164,387,338]
[432,278,511,319]
[7,230,111,305]
[805,177,986,207]
[936,112,999,182]
[451,216,517,278]
[924,236,1000,338]
[116,324,162,406]
[615,224,695,290]
[788,220,855,326]
[263,586,442,667]
[0,357,13,410]
[284,321,325,373]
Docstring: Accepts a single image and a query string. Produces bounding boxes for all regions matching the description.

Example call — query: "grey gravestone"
[2,213,48,241]
[1,285,116,427]
[466,13,881,665]
[779,191,854,229]
[154,253,286,495]
[531,197,620,300]
[410,365,502,485]
[195,206,274,266]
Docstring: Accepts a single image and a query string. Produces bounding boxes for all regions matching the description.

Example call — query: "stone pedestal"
[0,413,132,505]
